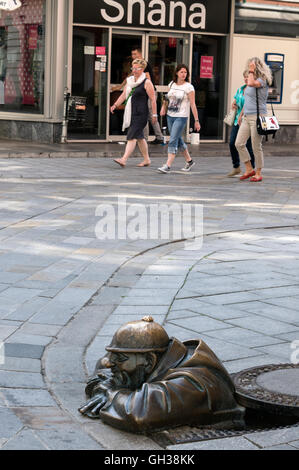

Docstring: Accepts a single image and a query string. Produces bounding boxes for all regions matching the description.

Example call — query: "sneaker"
[157,164,170,173]
[151,138,164,145]
[181,160,195,172]
[227,167,241,177]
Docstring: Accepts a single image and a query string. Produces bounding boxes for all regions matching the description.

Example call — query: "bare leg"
[166,153,176,168]
[244,160,254,174]
[136,139,151,166]
[182,147,192,163]
[114,140,137,166]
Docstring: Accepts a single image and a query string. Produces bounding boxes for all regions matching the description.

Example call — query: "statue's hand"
[85,371,112,397]
[78,392,108,418]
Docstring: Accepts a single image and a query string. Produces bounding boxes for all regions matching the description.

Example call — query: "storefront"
[69,0,231,142]
[0,1,298,144]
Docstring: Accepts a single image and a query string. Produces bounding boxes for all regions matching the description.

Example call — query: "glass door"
[69,26,109,140]
[109,31,190,141]
[147,33,189,135]
[109,31,143,139]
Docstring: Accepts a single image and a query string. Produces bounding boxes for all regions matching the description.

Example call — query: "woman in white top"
[158,64,201,173]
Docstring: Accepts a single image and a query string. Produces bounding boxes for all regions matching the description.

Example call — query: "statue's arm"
[99,376,207,432]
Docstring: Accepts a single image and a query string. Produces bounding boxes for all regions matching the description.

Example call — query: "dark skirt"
[126,78,149,141]
[126,113,148,140]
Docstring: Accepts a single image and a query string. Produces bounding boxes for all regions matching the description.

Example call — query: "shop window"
[69,26,109,140]
[192,35,226,140]
[0,0,46,113]
[235,1,299,38]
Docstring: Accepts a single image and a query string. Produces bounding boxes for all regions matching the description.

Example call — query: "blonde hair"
[245,57,272,85]
[132,58,147,69]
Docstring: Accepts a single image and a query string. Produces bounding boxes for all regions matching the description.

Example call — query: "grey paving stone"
[29,301,78,325]
[204,327,283,348]
[0,407,24,439]
[1,427,48,450]
[289,440,299,449]
[19,323,62,337]
[0,370,45,389]
[227,315,299,336]
[34,426,102,450]
[4,296,50,322]
[238,301,299,324]
[0,324,19,342]
[4,343,45,359]
[196,291,261,305]
[112,305,169,316]
[245,426,299,448]
[134,275,185,289]
[6,333,52,347]
[45,345,86,384]
[167,436,259,450]
[1,388,56,407]
[121,296,174,306]
[255,342,297,361]
[263,444,298,450]
[168,316,227,333]
[90,286,130,305]
[0,357,41,373]
[224,355,284,374]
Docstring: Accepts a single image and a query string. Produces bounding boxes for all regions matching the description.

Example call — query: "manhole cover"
[233,363,299,417]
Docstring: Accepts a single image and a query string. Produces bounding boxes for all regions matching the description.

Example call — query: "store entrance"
[109,31,189,141]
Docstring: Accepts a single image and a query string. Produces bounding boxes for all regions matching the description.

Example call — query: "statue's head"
[101,316,169,390]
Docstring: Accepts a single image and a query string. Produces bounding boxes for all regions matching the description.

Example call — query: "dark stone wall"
[0,120,63,143]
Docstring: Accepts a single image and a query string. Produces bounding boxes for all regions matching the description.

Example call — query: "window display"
[0,0,46,113]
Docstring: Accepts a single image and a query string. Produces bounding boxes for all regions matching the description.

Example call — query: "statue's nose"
[101,357,113,368]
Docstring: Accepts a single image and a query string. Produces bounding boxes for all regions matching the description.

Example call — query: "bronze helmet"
[106,316,170,353]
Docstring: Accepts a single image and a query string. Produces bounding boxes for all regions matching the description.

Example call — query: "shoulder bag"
[256,88,279,140]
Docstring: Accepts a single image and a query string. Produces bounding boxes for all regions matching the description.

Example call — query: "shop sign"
[200,56,213,78]
[74,0,231,34]
[0,0,22,11]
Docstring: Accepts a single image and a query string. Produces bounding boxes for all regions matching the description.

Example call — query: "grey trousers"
[144,93,163,141]
[235,114,264,169]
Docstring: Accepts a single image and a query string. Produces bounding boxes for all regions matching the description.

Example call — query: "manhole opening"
[149,409,299,447]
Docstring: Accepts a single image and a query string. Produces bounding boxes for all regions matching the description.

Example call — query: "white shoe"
[181,160,195,172]
[158,164,171,173]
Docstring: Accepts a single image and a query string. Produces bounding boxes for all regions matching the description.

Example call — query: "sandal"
[137,161,151,167]
[113,159,126,167]
[250,175,263,182]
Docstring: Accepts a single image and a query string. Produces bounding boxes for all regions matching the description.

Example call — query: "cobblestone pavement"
[0,152,299,450]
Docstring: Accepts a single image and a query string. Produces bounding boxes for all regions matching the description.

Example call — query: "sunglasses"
[131,67,143,71]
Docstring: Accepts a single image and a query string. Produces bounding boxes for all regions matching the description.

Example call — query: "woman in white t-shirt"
[158,64,201,173]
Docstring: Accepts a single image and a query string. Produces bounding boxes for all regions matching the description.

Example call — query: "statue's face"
[104,352,150,390]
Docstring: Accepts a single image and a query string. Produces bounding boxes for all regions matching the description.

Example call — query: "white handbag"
[223,109,236,126]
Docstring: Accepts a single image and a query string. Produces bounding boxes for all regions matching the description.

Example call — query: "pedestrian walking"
[157,64,200,174]
[227,72,255,177]
[235,57,272,182]
[110,58,157,168]
[131,46,164,144]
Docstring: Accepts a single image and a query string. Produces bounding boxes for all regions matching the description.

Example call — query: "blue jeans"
[230,124,255,168]
[167,116,188,155]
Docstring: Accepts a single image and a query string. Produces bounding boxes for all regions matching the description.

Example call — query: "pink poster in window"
[200,56,214,79]
[96,46,106,56]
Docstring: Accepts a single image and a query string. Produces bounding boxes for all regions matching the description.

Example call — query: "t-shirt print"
[168,88,185,113]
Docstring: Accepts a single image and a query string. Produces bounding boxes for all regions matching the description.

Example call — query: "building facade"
[0,0,297,144]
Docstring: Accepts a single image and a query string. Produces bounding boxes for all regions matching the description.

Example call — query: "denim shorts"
[167,116,188,154]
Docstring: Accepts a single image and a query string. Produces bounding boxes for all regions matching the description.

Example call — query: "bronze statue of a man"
[79,316,244,433]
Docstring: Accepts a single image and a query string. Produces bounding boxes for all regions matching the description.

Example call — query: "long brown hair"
[173,64,190,83]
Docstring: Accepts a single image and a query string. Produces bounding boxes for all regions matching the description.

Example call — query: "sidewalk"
[0,147,299,450]
[0,138,298,158]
